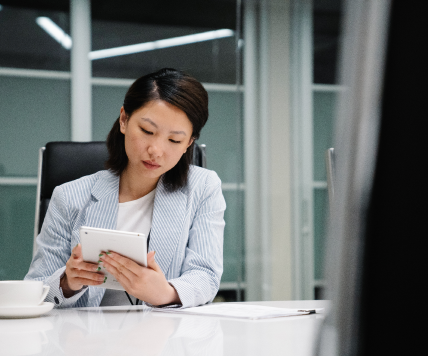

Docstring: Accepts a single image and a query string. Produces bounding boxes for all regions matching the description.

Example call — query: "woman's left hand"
[99,251,181,306]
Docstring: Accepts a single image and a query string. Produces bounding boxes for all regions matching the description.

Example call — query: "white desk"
[0,300,328,356]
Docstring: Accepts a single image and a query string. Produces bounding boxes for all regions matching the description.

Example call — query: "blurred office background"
[0,0,342,302]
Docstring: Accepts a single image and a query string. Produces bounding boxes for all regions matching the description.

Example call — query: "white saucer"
[0,302,54,319]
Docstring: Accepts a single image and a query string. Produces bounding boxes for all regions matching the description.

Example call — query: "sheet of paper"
[153,303,323,320]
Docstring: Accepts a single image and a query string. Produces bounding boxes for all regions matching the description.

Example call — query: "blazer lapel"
[84,171,119,230]
[149,180,187,275]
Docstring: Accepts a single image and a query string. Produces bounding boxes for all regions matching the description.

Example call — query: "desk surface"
[0,300,328,356]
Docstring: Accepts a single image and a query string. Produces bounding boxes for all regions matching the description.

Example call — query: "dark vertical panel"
[359,1,428,354]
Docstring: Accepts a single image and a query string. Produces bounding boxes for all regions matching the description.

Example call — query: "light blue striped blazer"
[25,166,226,308]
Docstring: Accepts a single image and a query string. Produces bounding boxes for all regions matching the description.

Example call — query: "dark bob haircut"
[105,68,208,192]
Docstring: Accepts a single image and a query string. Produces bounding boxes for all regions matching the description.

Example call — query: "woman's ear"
[187,138,194,149]
[184,138,194,153]
[119,107,127,134]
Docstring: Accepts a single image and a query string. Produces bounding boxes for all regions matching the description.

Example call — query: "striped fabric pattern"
[25,166,226,308]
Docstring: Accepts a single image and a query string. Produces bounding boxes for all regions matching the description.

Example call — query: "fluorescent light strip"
[34,18,233,60]
[36,17,72,50]
[89,29,235,60]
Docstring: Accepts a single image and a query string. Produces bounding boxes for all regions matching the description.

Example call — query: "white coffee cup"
[0,281,50,307]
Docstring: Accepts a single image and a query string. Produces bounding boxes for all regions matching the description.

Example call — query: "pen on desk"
[298,309,316,314]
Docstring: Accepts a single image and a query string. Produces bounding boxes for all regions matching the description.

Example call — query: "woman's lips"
[142,160,161,170]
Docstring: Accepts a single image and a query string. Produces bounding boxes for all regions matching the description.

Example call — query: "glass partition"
[312,90,336,290]
[0,4,70,71]
[0,76,71,177]
[313,0,343,84]
[91,21,236,83]
[0,0,345,304]
[313,91,336,182]
[0,186,36,280]
[0,1,245,303]
[312,0,344,297]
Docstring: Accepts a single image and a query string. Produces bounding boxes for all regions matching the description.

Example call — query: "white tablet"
[80,226,147,290]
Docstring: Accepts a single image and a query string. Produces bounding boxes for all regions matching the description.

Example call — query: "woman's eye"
[170,139,181,144]
[141,128,153,135]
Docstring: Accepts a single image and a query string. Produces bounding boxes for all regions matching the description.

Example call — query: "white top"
[116,189,156,235]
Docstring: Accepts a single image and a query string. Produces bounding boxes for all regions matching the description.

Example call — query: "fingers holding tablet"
[100,251,140,275]
[100,251,148,297]
[61,244,105,296]
[100,250,179,305]
[99,251,135,289]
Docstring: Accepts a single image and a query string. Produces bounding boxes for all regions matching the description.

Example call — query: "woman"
[25,68,226,308]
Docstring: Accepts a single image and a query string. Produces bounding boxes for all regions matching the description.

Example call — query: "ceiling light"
[89,29,235,60]
[33,19,234,60]
[36,16,72,50]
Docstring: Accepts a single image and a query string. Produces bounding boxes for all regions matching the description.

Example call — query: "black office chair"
[33,141,207,255]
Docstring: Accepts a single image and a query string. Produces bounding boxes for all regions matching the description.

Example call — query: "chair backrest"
[33,141,207,255]
[34,142,109,241]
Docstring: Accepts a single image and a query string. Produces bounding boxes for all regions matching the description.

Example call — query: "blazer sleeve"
[168,171,226,308]
[25,185,88,308]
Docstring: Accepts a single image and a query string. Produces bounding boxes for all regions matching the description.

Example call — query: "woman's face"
[119,100,194,181]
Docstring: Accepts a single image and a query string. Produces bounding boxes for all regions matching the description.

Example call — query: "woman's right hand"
[60,243,104,297]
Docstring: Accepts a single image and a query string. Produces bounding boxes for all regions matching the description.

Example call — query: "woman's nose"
[147,143,162,158]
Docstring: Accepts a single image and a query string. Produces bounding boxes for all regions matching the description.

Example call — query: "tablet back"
[80,226,147,290]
